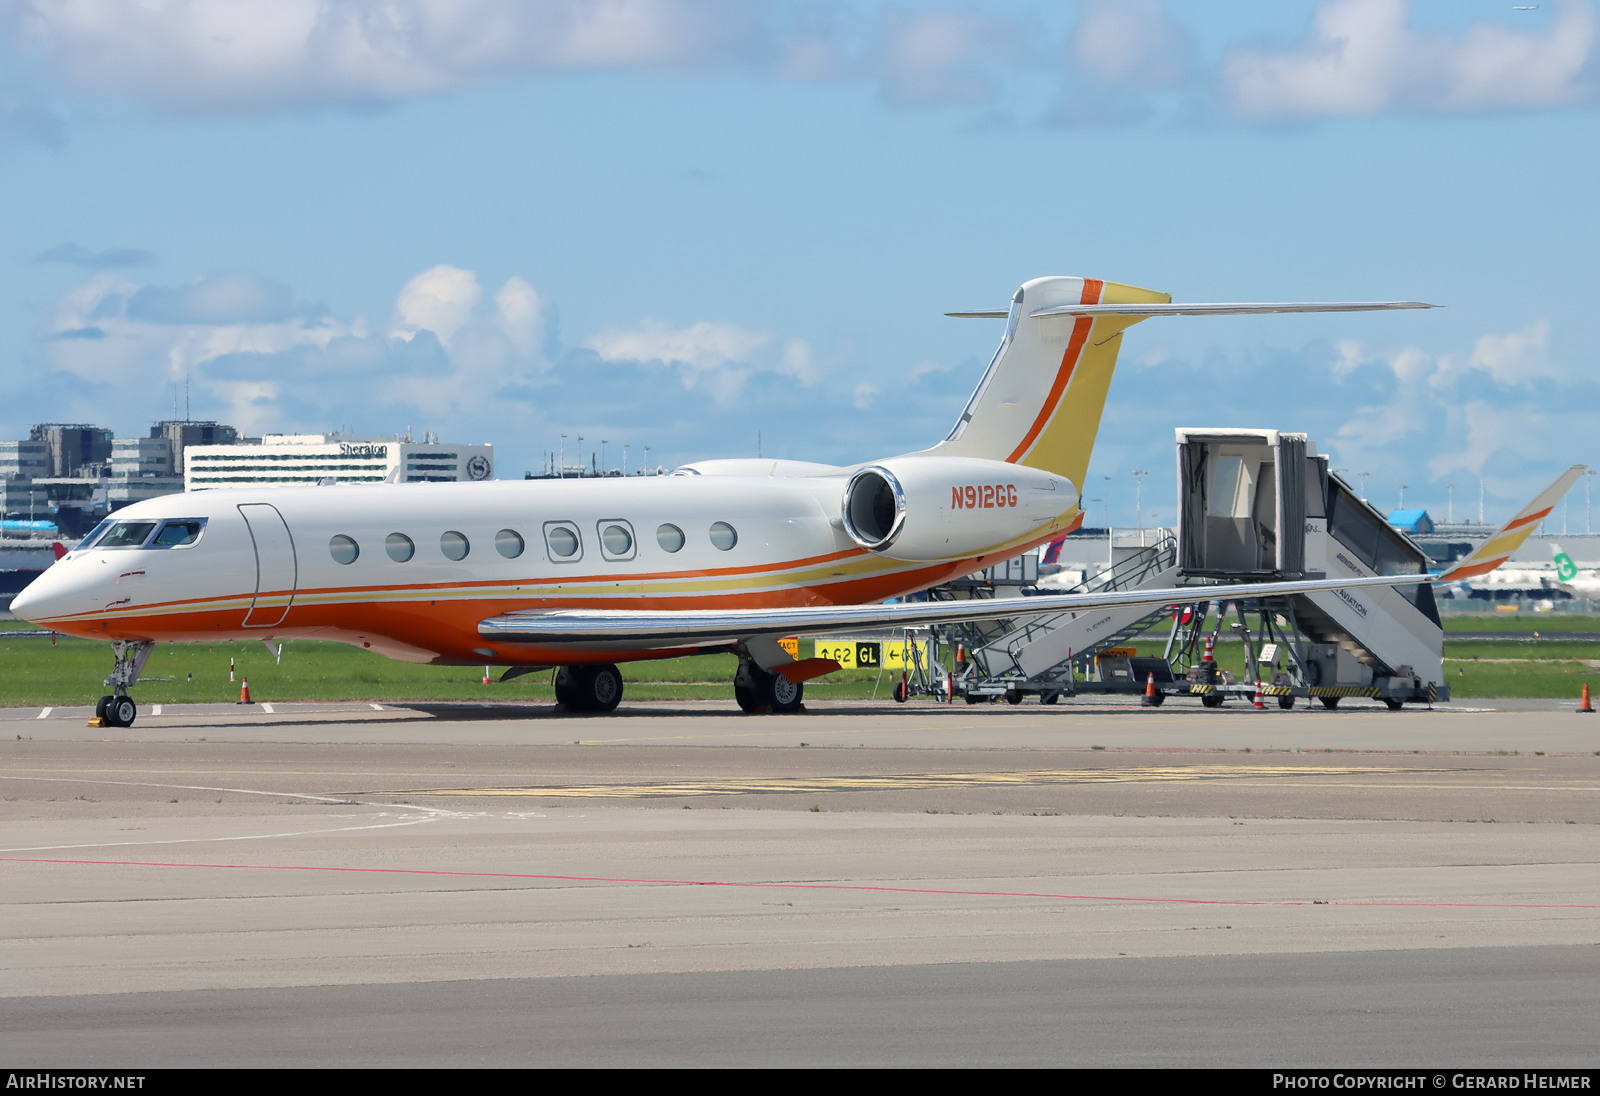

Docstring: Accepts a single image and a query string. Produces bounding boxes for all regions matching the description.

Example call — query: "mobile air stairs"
[906,429,1447,710]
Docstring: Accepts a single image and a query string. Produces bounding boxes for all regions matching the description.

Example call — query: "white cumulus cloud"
[391,264,482,349]
[6,0,765,114]
[1223,0,1600,121]
[1068,0,1192,90]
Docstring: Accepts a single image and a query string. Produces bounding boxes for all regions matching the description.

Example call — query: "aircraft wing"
[477,572,1428,651]
[480,465,1586,653]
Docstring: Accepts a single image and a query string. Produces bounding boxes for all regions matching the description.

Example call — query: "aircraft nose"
[10,557,97,624]
[9,575,49,622]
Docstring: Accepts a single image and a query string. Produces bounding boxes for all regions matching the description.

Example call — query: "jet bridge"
[914,428,1446,708]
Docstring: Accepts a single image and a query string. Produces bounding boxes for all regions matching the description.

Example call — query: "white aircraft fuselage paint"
[15,469,1075,666]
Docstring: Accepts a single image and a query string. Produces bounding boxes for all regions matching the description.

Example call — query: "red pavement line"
[4,857,1597,909]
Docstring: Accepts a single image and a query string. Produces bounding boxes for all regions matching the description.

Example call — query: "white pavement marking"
[36,708,50,719]
[152,705,162,716]
[370,703,384,710]
[0,775,475,854]
[261,703,274,713]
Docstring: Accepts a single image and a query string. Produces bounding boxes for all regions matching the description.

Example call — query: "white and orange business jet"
[10,275,1564,727]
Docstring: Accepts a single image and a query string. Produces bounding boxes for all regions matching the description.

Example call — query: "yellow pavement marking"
[403,764,1419,799]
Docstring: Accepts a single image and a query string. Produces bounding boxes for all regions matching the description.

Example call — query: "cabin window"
[441,531,470,561]
[329,535,359,564]
[99,522,157,549]
[599,520,635,561]
[386,533,415,562]
[656,524,685,553]
[709,521,738,551]
[496,529,524,559]
[544,521,581,560]
[151,519,206,548]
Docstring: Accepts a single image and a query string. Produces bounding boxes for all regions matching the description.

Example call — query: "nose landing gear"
[93,641,154,728]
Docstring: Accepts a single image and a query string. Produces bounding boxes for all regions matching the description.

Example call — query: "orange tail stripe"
[1006,316,1092,464]
[1504,507,1554,532]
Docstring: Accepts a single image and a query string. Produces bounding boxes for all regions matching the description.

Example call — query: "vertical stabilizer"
[923,275,1169,493]
[1439,466,1587,582]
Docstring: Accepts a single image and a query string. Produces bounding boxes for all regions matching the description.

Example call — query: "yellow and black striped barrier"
[1306,686,1382,698]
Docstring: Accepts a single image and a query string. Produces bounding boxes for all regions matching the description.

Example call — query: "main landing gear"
[94,641,154,728]
[553,664,624,713]
[733,657,803,714]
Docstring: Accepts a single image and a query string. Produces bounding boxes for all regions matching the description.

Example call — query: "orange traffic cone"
[1253,680,1265,709]
[237,677,251,704]
[1141,672,1159,707]
[1580,683,1594,713]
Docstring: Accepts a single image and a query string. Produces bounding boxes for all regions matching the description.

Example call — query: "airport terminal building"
[183,434,494,491]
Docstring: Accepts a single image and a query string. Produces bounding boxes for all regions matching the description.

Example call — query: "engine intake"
[839,457,1077,561]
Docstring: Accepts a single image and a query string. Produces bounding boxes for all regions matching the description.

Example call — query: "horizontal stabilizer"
[1029,301,1438,318]
[1439,466,1588,583]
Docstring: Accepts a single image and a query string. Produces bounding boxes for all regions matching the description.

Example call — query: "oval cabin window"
[386,533,415,562]
[441,531,470,561]
[329,535,359,565]
[547,526,579,558]
[496,529,524,559]
[602,523,633,556]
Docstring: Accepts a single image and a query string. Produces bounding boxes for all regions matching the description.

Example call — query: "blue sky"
[2,0,1597,527]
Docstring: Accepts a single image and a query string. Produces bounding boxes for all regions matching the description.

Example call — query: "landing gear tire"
[1277,695,1296,710]
[104,695,136,728]
[95,695,113,719]
[1319,696,1341,710]
[762,672,804,714]
[553,668,577,707]
[734,666,803,714]
[1383,697,1404,711]
[735,683,763,713]
[1200,693,1225,709]
[555,664,623,713]
[893,679,909,703]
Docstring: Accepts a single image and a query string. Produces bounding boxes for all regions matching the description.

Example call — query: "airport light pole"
[623,444,629,477]
[576,435,584,477]
[1397,484,1407,509]
[1102,475,1112,532]
[644,446,651,475]
[1132,469,1148,540]
[559,434,566,479]
[1446,483,1455,524]
[1358,471,1370,501]
[600,440,607,476]
[1588,469,1595,533]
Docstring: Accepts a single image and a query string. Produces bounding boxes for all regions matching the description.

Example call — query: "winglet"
[1438,466,1587,583]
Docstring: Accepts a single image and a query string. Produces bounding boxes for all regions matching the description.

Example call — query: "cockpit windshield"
[74,518,115,551]
[73,517,208,552]
[151,519,206,547]
[97,522,158,549]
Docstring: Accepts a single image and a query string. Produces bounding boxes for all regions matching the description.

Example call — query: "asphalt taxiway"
[2,697,1598,1067]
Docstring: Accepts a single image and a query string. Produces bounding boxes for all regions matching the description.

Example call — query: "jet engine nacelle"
[840,456,1078,561]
